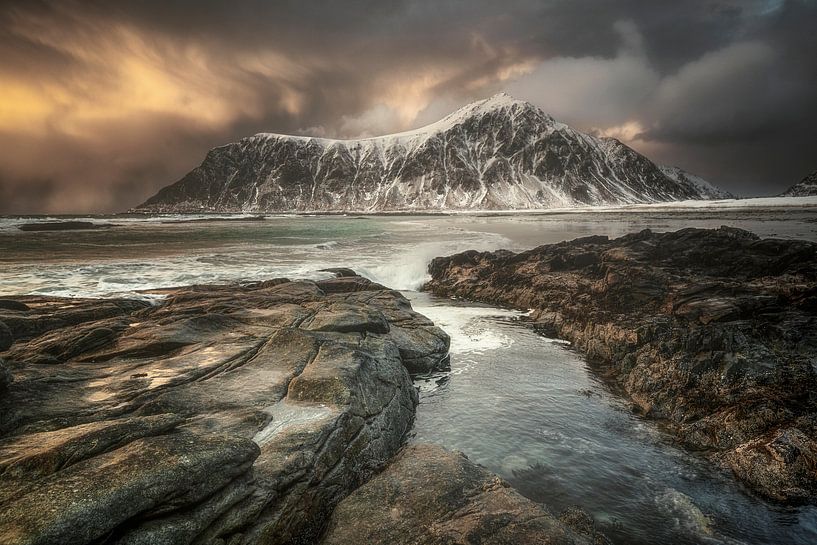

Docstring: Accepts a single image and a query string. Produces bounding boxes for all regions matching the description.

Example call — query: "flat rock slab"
[426,227,817,502]
[0,276,449,545]
[17,221,117,231]
[320,443,604,545]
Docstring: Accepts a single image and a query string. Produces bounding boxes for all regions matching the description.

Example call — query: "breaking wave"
[358,234,509,291]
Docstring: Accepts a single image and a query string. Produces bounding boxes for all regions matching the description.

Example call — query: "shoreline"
[2,195,817,222]
[2,225,816,542]
[0,274,605,545]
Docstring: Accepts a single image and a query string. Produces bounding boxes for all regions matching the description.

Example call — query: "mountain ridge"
[136,94,731,212]
[781,170,817,197]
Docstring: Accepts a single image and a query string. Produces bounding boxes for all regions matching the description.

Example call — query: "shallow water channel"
[408,292,817,545]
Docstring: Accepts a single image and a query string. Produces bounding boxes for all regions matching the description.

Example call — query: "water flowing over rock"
[425,227,817,502]
[135,94,729,213]
[0,276,450,544]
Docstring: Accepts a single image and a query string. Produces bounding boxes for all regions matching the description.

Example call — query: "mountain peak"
[426,93,551,133]
[254,93,541,145]
[482,92,525,106]
[458,92,539,115]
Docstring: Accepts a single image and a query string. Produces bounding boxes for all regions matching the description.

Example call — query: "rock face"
[136,94,728,213]
[425,227,817,502]
[782,170,817,197]
[0,276,449,545]
[321,444,606,545]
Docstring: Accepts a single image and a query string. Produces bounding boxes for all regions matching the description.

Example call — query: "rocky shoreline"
[425,226,817,503]
[0,274,597,544]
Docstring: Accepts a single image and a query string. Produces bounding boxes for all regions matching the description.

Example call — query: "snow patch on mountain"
[781,170,817,197]
[659,166,733,199]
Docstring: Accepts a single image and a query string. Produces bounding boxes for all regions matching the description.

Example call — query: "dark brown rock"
[17,221,116,231]
[0,359,10,394]
[425,227,817,502]
[0,322,11,352]
[0,300,29,312]
[320,443,604,545]
[319,267,358,278]
[0,297,150,344]
[0,432,258,545]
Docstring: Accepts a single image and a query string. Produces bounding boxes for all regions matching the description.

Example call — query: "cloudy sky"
[1,0,815,213]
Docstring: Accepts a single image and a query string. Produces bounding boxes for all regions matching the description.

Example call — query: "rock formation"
[425,227,817,502]
[0,274,600,545]
[0,276,449,544]
[322,444,607,545]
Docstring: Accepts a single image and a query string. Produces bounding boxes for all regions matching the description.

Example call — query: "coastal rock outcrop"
[0,275,449,544]
[17,221,117,232]
[320,443,607,545]
[425,227,817,502]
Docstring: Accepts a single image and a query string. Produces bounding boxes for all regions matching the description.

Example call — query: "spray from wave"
[357,235,510,291]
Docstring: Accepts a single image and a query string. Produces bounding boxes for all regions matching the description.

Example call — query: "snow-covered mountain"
[781,170,817,197]
[136,94,729,212]
[659,166,733,200]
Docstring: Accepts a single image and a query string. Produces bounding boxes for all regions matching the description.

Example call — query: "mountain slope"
[782,170,817,197]
[137,94,728,212]
[659,165,733,200]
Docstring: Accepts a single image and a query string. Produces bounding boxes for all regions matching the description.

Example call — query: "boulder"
[320,443,605,545]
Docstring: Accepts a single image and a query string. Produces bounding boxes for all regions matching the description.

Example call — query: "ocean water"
[2,207,815,297]
[2,205,817,544]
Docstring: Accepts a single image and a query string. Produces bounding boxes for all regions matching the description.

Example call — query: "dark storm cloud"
[0,0,815,212]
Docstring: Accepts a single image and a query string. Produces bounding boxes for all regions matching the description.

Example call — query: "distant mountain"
[136,93,730,213]
[781,170,817,197]
[659,166,733,200]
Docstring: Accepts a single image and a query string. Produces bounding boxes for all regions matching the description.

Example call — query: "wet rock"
[0,322,11,352]
[0,276,450,544]
[0,298,150,344]
[325,289,450,373]
[0,359,10,394]
[17,221,116,231]
[558,506,611,545]
[320,443,601,545]
[720,428,817,502]
[302,302,390,334]
[319,267,358,278]
[0,300,29,312]
[0,414,185,486]
[0,432,258,545]
[316,275,389,293]
[425,227,817,502]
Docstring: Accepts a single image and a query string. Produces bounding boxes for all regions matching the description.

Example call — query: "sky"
[0,0,815,213]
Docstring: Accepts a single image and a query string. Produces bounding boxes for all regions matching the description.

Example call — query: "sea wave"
[358,233,511,291]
